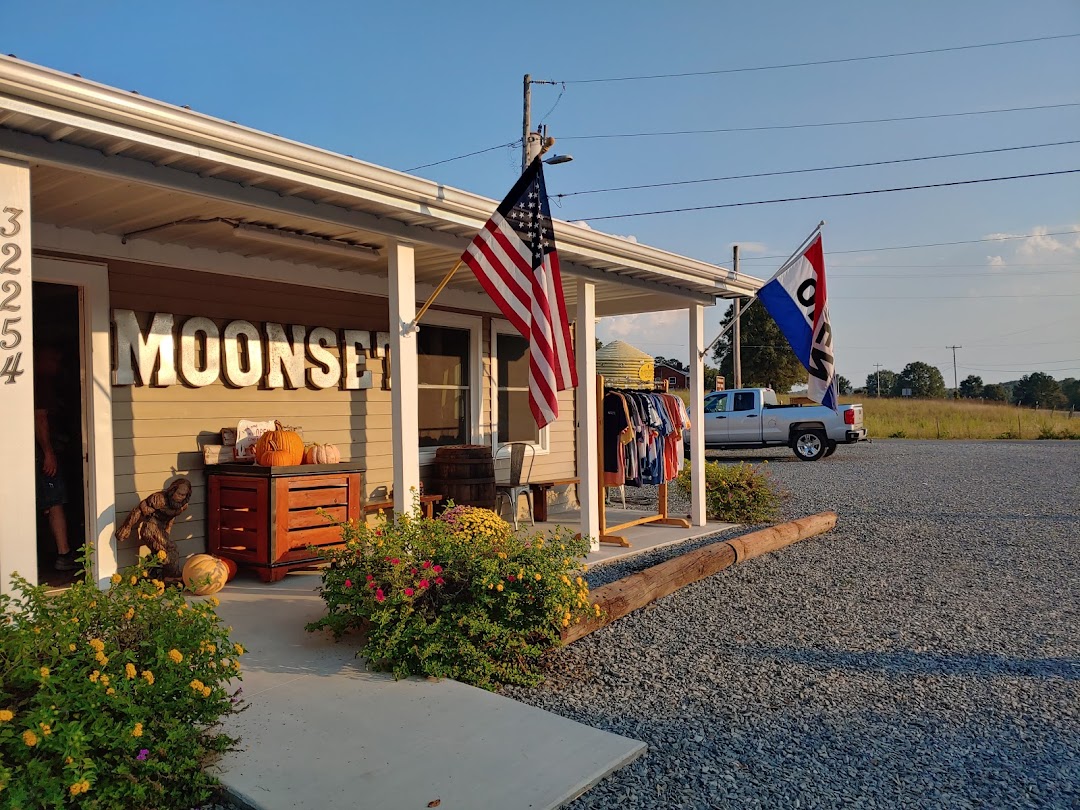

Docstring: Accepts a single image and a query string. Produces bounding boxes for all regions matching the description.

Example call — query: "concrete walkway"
[213,573,645,810]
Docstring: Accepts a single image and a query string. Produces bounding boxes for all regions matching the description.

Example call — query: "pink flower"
[367,581,376,589]
[390,558,400,566]
[411,568,418,575]
[432,565,443,574]
[507,575,516,582]
[365,574,374,581]
[418,579,430,589]
[384,556,391,561]
[375,589,385,602]
[344,579,352,588]
[404,587,415,597]
[434,577,445,586]
[136,748,149,761]
[422,560,432,569]
[374,529,382,536]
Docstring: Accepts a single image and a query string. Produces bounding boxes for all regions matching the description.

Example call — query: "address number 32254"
[0,205,24,385]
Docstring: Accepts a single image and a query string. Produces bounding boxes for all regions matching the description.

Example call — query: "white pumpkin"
[303,443,341,465]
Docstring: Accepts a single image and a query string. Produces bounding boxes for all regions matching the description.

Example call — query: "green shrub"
[0,551,244,808]
[307,506,595,690]
[674,462,780,523]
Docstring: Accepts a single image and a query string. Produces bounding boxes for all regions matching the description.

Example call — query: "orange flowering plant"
[308,505,595,690]
[0,549,245,808]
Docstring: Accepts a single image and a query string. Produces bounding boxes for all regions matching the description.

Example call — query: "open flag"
[756,228,838,409]
[461,157,577,428]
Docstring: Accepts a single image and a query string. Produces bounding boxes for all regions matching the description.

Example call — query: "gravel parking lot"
[506,440,1080,809]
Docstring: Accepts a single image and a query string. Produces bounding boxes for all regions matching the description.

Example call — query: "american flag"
[462,157,577,428]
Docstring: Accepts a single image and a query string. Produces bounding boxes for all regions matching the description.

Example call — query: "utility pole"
[732,245,742,389]
[873,363,884,397]
[522,74,532,172]
[946,345,962,397]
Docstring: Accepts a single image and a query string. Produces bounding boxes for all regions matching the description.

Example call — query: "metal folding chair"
[495,442,535,530]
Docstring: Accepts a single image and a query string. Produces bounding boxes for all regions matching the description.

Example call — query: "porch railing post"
[575,279,600,551]
[388,240,421,513]
[688,304,707,527]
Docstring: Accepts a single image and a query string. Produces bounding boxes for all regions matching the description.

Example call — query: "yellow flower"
[131,722,143,738]
[95,652,109,666]
[124,607,135,621]
[487,583,494,589]
[496,583,504,592]
[68,643,76,652]
[206,643,216,655]
[0,710,12,722]
[232,660,241,671]
[88,638,105,652]
[221,658,230,668]
[518,568,525,580]
[100,674,110,687]
[39,667,50,679]
[111,573,122,585]
[142,670,155,685]
[106,687,115,695]
[39,723,51,736]
[156,550,167,562]
[575,577,583,586]
[89,671,100,683]
[65,756,73,765]
[125,663,137,680]
[190,679,205,691]
[534,573,542,581]
[207,596,220,608]
[233,643,244,656]
[177,608,185,617]
[130,575,138,585]
[70,783,83,796]
[22,729,38,747]
[497,552,507,559]
[582,564,588,572]
[202,686,212,698]
[168,649,183,664]
[561,618,570,627]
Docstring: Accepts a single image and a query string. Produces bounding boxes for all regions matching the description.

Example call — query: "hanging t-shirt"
[661,393,691,483]
[602,391,631,485]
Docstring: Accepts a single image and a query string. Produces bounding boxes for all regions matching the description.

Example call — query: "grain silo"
[595,340,655,389]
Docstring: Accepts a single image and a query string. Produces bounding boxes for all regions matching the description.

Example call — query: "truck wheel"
[792,429,827,461]
[824,441,838,458]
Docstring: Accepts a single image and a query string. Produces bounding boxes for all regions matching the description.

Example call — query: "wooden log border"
[562,511,838,644]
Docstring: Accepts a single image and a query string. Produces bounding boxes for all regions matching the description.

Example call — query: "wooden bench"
[528,478,580,522]
[363,493,444,519]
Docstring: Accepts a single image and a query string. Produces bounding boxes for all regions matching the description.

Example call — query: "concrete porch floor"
[212,573,646,810]
[535,507,737,567]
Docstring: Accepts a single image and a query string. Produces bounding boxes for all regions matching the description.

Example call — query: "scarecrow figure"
[115,478,192,578]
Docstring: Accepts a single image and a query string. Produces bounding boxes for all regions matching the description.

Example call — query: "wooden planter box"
[207,464,363,582]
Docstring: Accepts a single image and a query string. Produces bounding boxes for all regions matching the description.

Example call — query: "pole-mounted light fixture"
[544,154,574,165]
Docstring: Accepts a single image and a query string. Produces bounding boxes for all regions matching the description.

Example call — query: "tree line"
[865,367,1079,409]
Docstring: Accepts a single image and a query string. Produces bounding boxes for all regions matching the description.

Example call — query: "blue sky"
[7,1,1079,387]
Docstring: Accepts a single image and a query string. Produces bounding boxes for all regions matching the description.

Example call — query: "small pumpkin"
[303,442,341,465]
[182,554,229,596]
[254,421,304,466]
[220,556,238,582]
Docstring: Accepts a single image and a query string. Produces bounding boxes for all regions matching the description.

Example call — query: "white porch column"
[0,159,37,592]
[388,240,420,512]
[688,304,707,527]
[575,279,600,551]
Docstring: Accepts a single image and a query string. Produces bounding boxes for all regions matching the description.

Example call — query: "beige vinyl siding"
[109,261,396,566]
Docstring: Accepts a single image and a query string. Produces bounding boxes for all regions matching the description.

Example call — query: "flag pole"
[408,258,464,332]
[699,220,825,359]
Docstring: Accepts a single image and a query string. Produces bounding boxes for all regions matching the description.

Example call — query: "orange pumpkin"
[182,554,229,596]
[254,421,304,466]
[220,556,238,582]
[303,442,341,465]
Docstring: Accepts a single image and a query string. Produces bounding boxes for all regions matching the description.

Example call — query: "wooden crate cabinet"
[207,464,363,582]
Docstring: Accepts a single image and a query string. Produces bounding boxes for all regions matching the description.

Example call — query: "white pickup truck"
[691,388,867,461]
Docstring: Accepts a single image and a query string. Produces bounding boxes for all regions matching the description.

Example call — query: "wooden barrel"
[433,445,496,510]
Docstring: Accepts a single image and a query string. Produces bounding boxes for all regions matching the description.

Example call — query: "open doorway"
[32,281,87,587]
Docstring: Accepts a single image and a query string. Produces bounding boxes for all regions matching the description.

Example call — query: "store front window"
[418,325,471,447]
[493,324,548,453]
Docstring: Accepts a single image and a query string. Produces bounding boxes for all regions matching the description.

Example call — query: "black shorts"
[36,455,68,510]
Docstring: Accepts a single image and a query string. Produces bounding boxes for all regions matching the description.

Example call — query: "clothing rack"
[596,374,691,547]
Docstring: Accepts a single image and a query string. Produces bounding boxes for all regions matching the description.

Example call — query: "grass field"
[850,397,1079,440]
[670,389,1079,440]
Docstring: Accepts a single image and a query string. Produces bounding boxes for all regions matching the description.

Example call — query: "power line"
[405,139,521,172]
[556,139,1080,198]
[559,33,1080,84]
[833,292,1080,300]
[737,230,1080,261]
[831,268,1078,278]
[560,102,1080,141]
[578,168,1080,221]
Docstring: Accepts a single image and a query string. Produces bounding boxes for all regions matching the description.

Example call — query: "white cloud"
[984,224,1080,261]
[987,255,1007,268]
[571,219,637,243]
